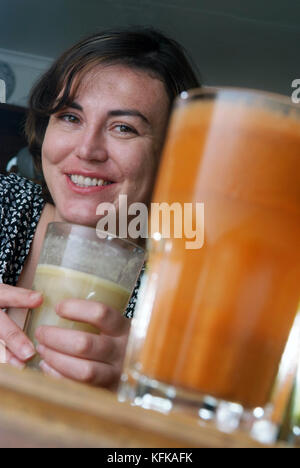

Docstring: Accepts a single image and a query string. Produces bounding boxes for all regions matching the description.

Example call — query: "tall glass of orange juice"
[119,88,300,439]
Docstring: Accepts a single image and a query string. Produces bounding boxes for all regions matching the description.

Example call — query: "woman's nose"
[76,127,108,163]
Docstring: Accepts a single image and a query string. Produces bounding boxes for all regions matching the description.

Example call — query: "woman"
[0,27,200,388]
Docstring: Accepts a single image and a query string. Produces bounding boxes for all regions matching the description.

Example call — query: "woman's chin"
[55,206,99,228]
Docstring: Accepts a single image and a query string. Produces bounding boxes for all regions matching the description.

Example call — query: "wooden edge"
[0,364,282,448]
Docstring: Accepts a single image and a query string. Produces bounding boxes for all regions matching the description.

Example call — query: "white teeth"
[69,175,112,187]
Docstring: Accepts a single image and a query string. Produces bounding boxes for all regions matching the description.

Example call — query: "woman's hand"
[0,284,43,368]
[34,299,131,390]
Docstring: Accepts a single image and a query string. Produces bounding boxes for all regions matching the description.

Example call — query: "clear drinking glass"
[291,364,300,445]
[25,222,145,369]
[118,88,300,441]
[277,348,300,446]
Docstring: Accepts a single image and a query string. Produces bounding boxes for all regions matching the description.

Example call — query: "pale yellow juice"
[26,264,130,368]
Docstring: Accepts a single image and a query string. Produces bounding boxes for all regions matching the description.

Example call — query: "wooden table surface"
[0,364,283,448]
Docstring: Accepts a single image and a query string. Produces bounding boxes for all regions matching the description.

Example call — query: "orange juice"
[139,97,300,409]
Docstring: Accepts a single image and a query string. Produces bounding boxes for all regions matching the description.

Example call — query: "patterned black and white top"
[0,173,45,286]
[0,173,140,318]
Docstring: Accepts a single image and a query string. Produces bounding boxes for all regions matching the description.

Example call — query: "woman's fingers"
[35,326,116,363]
[2,348,26,370]
[0,284,43,309]
[0,284,43,362]
[0,309,36,362]
[39,360,64,379]
[56,299,130,336]
[33,299,131,388]
[37,344,117,387]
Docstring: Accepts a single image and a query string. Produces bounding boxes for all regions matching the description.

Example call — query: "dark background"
[0,0,299,171]
[0,0,299,95]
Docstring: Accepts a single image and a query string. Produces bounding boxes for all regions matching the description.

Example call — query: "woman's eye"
[59,114,80,124]
[114,124,138,135]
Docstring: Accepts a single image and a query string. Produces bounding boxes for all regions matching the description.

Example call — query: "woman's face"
[42,64,170,227]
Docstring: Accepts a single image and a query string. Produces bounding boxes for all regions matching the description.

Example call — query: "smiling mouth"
[68,174,114,188]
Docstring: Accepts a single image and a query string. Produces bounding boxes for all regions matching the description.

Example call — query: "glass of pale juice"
[25,222,145,369]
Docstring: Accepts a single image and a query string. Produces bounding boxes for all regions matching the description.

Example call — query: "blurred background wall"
[0,0,299,107]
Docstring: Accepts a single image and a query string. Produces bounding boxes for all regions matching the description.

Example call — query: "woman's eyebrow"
[68,102,150,126]
[69,101,83,111]
[108,109,150,125]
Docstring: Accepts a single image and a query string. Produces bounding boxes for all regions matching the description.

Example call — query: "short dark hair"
[25,27,200,200]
